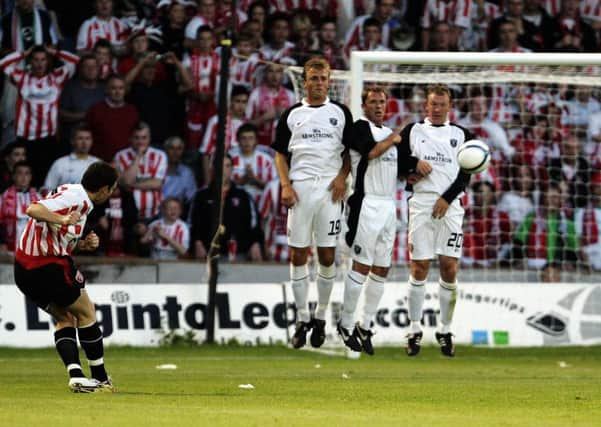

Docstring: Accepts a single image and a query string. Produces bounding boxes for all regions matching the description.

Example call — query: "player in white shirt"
[44,125,100,192]
[272,57,352,349]
[398,84,474,358]
[141,197,190,260]
[13,162,118,393]
[337,87,401,355]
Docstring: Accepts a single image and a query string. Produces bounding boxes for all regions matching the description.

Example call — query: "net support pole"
[205,1,236,345]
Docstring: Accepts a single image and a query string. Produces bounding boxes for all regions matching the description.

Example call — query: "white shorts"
[345,195,396,267]
[408,192,465,260]
[287,177,343,248]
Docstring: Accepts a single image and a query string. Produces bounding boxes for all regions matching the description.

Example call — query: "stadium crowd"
[0,0,600,278]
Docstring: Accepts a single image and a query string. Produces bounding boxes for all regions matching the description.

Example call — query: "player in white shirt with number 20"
[398,84,474,358]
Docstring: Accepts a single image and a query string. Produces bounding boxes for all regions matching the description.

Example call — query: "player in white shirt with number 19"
[272,57,352,350]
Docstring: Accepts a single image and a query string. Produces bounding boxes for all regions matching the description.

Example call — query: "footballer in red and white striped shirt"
[0,48,78,141]
[114,123,167,220]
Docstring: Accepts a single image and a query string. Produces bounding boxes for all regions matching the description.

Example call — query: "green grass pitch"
[1,345,600,426]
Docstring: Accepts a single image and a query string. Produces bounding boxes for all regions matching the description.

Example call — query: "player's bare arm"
[274,151,298,207]
[367,131,401,160]
[26,203,81,225]
[329,149,350,202]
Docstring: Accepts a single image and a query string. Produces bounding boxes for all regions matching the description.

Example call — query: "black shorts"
[14,257,86,310]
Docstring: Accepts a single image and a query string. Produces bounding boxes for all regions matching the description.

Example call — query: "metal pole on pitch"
[205,1,237,344]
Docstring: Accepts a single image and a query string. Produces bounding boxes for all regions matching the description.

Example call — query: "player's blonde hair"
[426,83,453,101]
[302,56,330,81]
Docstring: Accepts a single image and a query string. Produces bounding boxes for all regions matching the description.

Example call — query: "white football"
[457,139,491,174]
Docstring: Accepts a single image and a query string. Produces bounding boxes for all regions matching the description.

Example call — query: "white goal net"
[286,52,601,283]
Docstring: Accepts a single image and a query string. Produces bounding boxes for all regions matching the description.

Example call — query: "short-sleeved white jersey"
[271,98,353,181]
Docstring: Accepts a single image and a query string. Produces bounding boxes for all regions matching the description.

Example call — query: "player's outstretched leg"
[435,278,457,357]
[354,273,385,355]
[406,275,426,356]
[78,321,116,391]
[291,264,311,349]
[337,269,364,352]
[311,263,335,348]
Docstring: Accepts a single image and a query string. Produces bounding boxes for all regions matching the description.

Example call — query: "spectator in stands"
[512,181,579,270]
[580,0,601,33]
[548,132,590,209]
[462,181,512,267]
[290,12,315,56]
[547,0,596,52]
[259,13,295,64]
[245,63,296,147]
[141,197,190,260]
[258,179,289,262]
[463,0,502,51]
[77,0,130,54]
[94,183,139,256]
[184,0,216,50]
[157,0,187,59]
[125,51,193,147]
[498,163,536,227]
[0,45,79,187]
[458,93,515,163]
[488,18,532,52]
[488,0,539,51]
[215,0,247,33]
[87,74,140,161]
[199,85,248,185]
[309,17,347,70]
[43,124,100,192]
[189,155,263,261]
[240,19,264,51]
[114,121,168,221]
[564,86,600,133]
[93,39,116,80]
[0,0,58,53]
[420,0,472,51]
[587,107,601,159]
[344,0,398,55]
[119,23,169,84]
[59,54,106,148]
[229,33,259,91]
[575,172,601,271]
[231,123,276,204]
[0,141,26,192]
[428,20,453,51]
[0,161,40,254]
[522,0,555,49]
[183,25,219,149]
[162,136,197,213]
[360,17,390,52]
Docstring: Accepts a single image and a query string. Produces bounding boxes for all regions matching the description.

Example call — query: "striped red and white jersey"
[245,84,296,146]
[231,149,277,204]
[0,186,41,252]
[183,51,219,94]
[17,184,92,260]
[0,50,78,140]
[421,0,473,29]
[229,51,259,90]
[465,1,501,51]
[114,147,168,219]
[199,114,242,156]
[542,0,561,17]
[258,41,296,64]
[148,218,190,260]
[581,0,601,23]
[76,16,130,51]
[258,179,289,262]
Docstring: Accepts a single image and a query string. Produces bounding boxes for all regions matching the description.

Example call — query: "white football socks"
[408,275,426,333]
[291,264,310,323]
[361,273,385,330]
[315,263,336,320]
[341,270,366,329]
[438,278,457,334]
